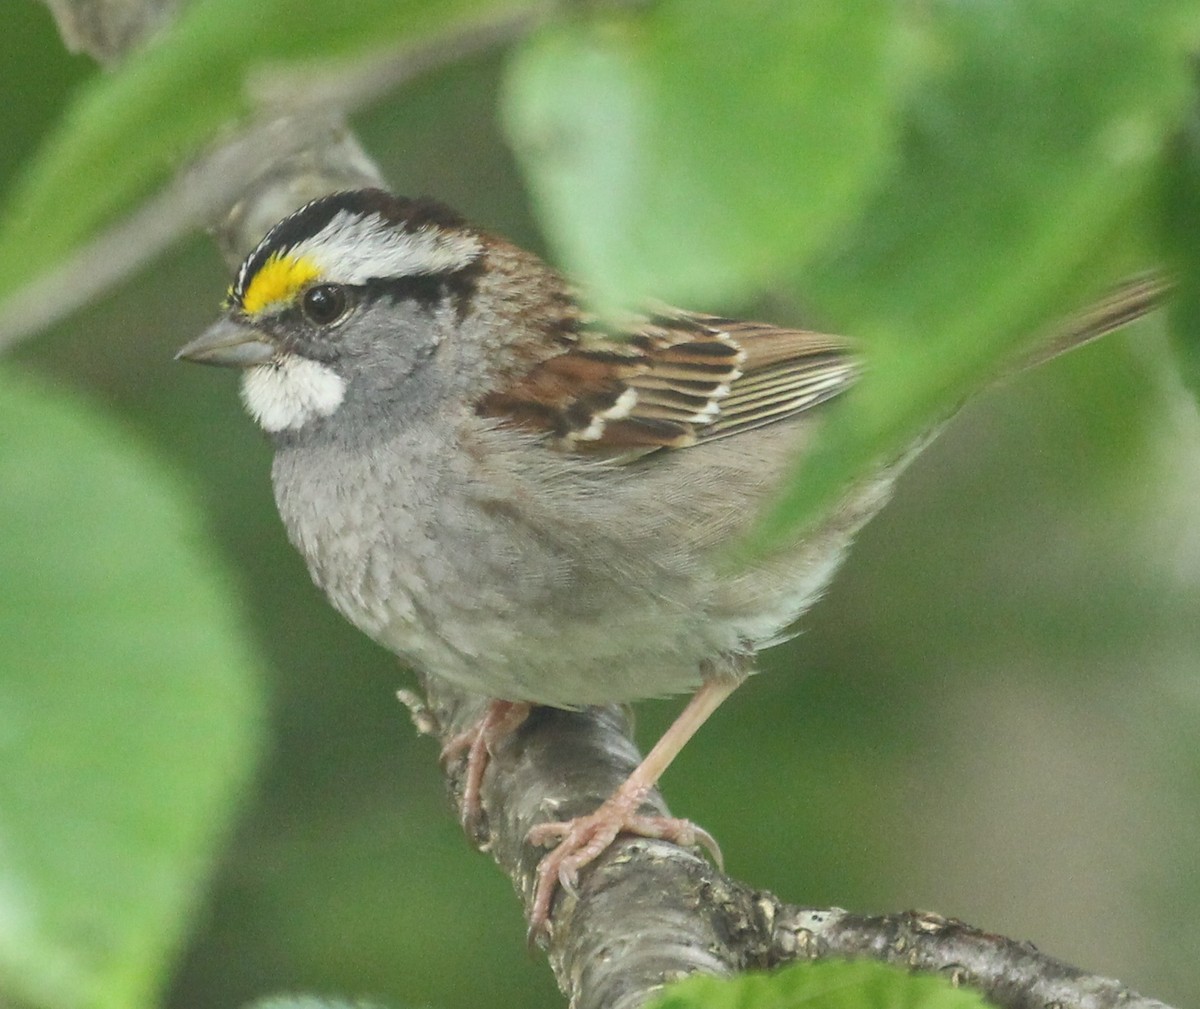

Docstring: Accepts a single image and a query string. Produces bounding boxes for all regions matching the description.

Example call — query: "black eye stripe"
[364,259,484,318]
[367,275,449,310]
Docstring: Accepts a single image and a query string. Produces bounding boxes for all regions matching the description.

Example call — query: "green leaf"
[646,960,990,1009]
[1161,89,1200,401]
[503,1,908,307]
[0,368,264,1009]
[0,0,522,306]
[741,0,1199,559]
[245,999,394,1009]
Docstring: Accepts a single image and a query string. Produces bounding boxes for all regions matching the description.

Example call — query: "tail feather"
[1018,272,1169,373]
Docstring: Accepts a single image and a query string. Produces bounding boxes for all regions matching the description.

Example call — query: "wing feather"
[474,273,1168,457]
[476,305,858,456]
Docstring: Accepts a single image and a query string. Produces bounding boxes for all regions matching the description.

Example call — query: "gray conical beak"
[176,317,278,368]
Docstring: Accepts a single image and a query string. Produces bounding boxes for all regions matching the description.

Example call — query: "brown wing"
[696,316,857,441]
[475,273,1167,457]
[476,306,859,457]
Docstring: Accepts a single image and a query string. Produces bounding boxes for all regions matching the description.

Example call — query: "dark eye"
[300,284,349,326]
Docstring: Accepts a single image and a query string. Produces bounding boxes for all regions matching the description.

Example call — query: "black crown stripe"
[232,189,470,306]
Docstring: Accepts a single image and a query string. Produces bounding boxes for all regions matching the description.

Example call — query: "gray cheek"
[330,305,452,426]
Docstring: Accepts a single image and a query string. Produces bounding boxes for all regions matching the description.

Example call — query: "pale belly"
[270,420,896,707]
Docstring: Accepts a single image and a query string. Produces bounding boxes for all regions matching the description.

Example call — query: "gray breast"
[267,416,893,706]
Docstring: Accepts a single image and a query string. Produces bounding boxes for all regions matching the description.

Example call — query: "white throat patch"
[241,354,346,432]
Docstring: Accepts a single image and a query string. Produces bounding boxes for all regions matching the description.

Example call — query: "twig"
[0,114,383,351]
[410,678,1176,1009]
[0,4,542,351]
[38,0,185,65]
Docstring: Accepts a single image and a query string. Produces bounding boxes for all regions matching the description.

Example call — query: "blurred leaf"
[246,998,394,1009]
[0,0,524,306]
[0,368,264,1009]
[646,960,990,1009]
[742,0,1199,559]
[503,2,908,306]
[0,2,93,196]
[1161,87,1200,400]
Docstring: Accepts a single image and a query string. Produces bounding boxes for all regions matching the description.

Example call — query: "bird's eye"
[300,284,349,326]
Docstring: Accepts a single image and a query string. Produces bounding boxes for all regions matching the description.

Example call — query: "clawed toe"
[526,802,720,937]
[440,724,491,836]
[440,700,530,840]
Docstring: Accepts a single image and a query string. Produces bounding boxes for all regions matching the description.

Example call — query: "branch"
[0,3,541,351]
[39,0,185,65]
[406,679,1176,1009]
[34,4,1180,1009]
[0,114,384,353]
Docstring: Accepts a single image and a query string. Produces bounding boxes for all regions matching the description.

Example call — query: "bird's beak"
[176,317,279,368]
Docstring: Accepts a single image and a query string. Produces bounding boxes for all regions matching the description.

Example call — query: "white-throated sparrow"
[178,189,1163,931]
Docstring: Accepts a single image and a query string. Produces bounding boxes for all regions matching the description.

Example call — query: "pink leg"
[526,677,740,934]
[441,700,531,836]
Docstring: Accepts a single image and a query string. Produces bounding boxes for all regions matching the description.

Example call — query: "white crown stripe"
[294,210,482,284]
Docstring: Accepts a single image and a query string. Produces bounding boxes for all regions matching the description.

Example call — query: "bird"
[177,188,1164,932]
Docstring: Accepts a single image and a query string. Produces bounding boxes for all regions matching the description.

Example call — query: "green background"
[2,3,1198,1008]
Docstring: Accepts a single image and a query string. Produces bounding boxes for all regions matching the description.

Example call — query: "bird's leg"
[441,699,531,839]
[526,673,742,934]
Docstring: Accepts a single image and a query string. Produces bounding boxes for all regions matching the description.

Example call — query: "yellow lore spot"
[241,252,321,315]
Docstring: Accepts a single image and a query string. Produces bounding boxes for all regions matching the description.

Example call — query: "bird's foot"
[440,699,530,842]
[526,783,721,938]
